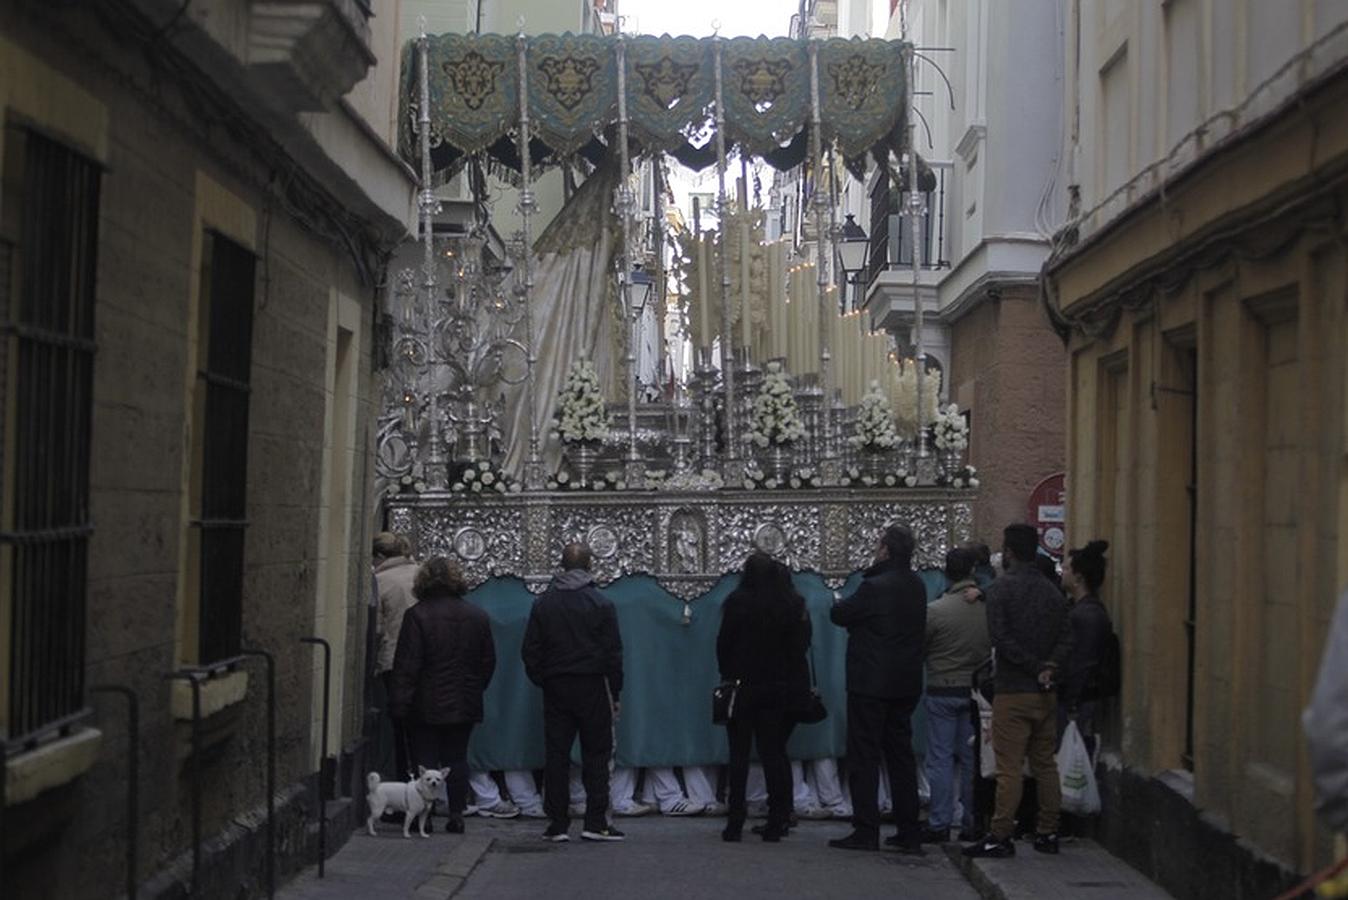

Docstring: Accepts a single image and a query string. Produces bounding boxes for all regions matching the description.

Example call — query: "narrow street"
[279,816,1173,900]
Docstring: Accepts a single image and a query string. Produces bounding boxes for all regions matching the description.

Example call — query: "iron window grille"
[194,233,256,664]
[0,126,101,751]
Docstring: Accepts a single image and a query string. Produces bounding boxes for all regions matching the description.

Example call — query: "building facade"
[0,1,413,897]
[863,0,1068,543]
[1044,1,1348,896]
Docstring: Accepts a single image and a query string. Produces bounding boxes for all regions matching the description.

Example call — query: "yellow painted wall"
[1052,71,1348,872]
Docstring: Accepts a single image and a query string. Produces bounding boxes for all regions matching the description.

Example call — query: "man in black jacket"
[828,524,927,853]
[523,543,626,843]
[964,524,1073,859]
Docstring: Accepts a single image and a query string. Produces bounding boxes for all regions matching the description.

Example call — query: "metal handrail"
[299,637,332,878]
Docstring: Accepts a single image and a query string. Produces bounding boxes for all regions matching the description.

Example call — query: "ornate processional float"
[378,26,975,592]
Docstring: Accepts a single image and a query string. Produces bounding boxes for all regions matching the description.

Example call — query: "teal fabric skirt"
[465,569,952,771]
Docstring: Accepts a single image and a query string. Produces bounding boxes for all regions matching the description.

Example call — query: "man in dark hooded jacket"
[523,543,625,843]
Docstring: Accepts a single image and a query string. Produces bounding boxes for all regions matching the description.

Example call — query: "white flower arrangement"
[448,459,519,496]
[933,403,969,452]
[747,362,807,448]
[744,464,820,490]
[391,473,429,496]
[554,358,611,445]
[850,381,899,451]
[936,464,980,490]
[839,464,919,489]
[547,467,633,492]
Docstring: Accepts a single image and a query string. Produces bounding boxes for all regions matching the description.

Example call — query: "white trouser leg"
[810,758,852,815]
[610,766,636,809]
[746,764,768,805]
[878,763,892,812]
[791,761,814,807]
[505,770,542,810]
[682,766,718,805]
[644,767,684,811]
[469,771,501,808]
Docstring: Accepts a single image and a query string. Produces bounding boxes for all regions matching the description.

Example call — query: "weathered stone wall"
[1051,64,1348,881]
[1,5,384,898]
[948,284,1067,544]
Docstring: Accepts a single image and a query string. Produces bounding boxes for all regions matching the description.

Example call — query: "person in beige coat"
[923,547,990,843]
[374,532,418,780]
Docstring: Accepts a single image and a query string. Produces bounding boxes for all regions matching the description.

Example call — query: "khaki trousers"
[990,691,1061,839]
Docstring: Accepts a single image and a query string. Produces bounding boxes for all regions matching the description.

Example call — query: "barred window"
[190,233,255,664]
[0,126,101,748]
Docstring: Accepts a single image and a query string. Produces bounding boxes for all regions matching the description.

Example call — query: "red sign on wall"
[1028,473,1067,559]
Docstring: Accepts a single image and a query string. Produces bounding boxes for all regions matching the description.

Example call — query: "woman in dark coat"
[391,556,496,833]
[717,552,812,843]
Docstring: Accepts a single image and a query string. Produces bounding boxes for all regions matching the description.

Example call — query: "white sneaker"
[520,805,548,819]
[825,805,853,820]
[478,800,521,819]
[702,801,729,817]
[662,799,705,816]
[797,804,832,820]
[612,801,654,817]
[461,803,478,817]
[746,802,769,819]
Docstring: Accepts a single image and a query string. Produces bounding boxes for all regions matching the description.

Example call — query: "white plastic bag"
[1056,720,1101,815]
[973,689,996,779]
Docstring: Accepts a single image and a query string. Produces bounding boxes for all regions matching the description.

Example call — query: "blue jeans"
[924,693,975,832]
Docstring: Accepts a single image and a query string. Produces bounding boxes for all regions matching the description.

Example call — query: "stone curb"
[943,844,1009,900]
[412,835,493,899]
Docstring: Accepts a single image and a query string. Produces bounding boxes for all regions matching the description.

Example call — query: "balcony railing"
[867,161,952,291]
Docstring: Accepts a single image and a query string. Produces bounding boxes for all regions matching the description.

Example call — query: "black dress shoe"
[445,817,465,834]
[885,833,926,854]
[758,823,789,843]
[828,831,879,851]
[1033,832,1059,854]
[752,823,790,837]
[721,826,742,842]
[918,827,950,844]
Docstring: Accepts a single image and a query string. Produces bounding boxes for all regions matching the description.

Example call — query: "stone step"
[947,838,1176,900]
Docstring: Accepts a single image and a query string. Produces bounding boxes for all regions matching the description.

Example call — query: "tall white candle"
[697,235,710,348]
[740,222,753,352]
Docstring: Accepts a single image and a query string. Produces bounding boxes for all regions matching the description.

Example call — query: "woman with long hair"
[717,552,812,842]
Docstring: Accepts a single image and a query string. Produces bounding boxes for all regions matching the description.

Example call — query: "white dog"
[366,767,449,838]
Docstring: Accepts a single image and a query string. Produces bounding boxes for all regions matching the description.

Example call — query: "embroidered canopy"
[400,33,911,178]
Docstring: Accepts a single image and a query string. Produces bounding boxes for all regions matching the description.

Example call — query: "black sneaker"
[963,835,1016,858]
[444,817,465,835]
[580,826,626,842]
[1033,832,1059,854]
[541,824,569,842]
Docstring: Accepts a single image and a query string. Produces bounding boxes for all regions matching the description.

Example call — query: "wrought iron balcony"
[866,161,952,291]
